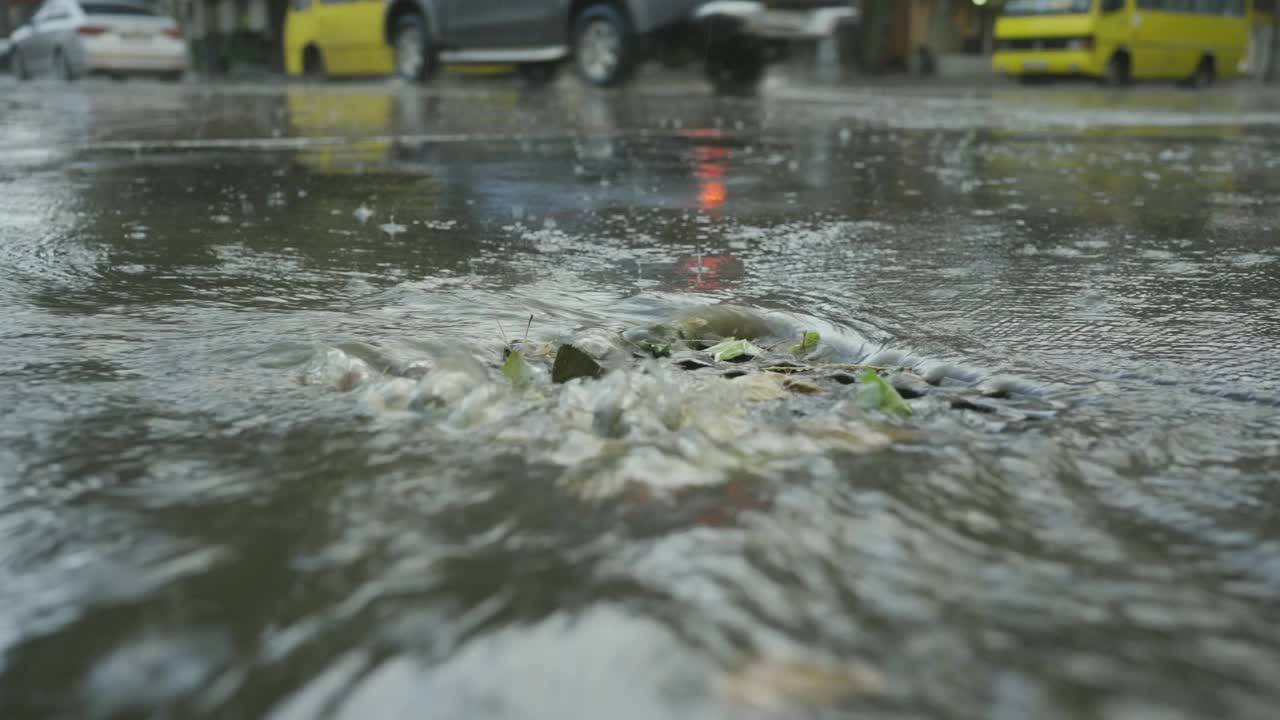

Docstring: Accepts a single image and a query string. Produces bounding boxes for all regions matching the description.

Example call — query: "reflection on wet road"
[2,79,1280,720]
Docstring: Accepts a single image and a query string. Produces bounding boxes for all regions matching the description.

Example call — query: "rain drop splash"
[380,218,407,238]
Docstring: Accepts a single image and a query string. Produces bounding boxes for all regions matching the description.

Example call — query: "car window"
[35,0,70,20]
[81,3,156,15]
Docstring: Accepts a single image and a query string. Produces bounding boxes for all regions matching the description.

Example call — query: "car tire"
[706,42,766,96]
[393,13,434,83]
[13,49,30,81]
[54,49,76,82]
[572,4,634,88]
[302,45,325,81]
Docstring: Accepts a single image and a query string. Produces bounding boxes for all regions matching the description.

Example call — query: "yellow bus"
[283,0,394,77]
[992,0,1252,86]
[282,0,517,80]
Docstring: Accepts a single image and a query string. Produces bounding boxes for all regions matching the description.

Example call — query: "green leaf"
[678,316,709,339]
[789,331,821,355]
[705,338,763,363]
[638,340,672,358]
[855,369,913,417]
[502,350,534,385]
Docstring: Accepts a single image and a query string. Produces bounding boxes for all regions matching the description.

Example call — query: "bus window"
[1003,0,1093,14]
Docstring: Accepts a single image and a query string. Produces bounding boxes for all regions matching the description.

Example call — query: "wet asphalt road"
[2,74,1280,720]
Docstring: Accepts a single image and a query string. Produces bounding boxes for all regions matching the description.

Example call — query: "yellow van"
[993,0,1252,86]
[283,0,393,77]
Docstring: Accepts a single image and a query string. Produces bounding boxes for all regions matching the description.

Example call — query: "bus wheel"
[1183,57,1215,89]
[1102,52,1130,87]
[302,46,325,81]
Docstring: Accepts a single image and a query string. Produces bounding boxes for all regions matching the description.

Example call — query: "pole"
[859,0,890,73]
[1269,2,1280,82]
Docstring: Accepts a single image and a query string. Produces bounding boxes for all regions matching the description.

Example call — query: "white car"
[10,0,187,81]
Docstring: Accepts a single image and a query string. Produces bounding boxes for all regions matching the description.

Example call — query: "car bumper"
[695,1,857,39]
[85,40,188,73]
[992,50,1100,77]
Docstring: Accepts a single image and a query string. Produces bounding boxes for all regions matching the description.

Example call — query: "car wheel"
[302,45,325,80]
[13,49,30,81]
[54,49,76,81]
[393,13,433,82]
[572,4,634,88]
[706,42,766,96]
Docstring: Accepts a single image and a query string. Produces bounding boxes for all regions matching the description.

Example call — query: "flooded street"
[2,76,1280,719]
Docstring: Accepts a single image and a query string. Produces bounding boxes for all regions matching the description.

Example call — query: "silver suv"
[382,0,855,93]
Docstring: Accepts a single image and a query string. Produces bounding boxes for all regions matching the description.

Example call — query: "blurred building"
[857,0,997,75]
[0,0,36,70]
[1,0,40,39]
[180,0,284,75]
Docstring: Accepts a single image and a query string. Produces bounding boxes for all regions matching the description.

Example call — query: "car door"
[441,0,559,49]
[20,1,56,72]
[32,0,76,72]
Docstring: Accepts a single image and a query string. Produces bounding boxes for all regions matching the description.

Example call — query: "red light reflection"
[693,143,730,210]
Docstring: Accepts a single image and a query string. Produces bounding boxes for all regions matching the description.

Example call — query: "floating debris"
[789,330,821,355]
[783,377,822,395]
[672,352,715,371]
[705,338,764,363]
[720,656,887,712]
[551,344,603,384]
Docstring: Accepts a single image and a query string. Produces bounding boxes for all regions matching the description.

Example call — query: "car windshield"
[1003,0,1093,15]
[81,3,155,15]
